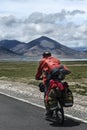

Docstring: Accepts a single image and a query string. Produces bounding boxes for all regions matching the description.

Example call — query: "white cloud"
[0,11,87,47]
[0,0,87,47]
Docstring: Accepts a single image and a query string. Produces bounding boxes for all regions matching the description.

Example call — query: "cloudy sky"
[0,0,87,47]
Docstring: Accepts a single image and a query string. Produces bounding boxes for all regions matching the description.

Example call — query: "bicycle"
[38,68,73,125]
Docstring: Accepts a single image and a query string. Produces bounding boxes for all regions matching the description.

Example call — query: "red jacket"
[35,56,61,84]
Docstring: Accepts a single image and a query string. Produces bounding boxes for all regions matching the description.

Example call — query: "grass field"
[0,61,87,96]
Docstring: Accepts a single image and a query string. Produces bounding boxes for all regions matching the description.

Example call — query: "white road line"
[64,114,87,124]
[0,91,87,124]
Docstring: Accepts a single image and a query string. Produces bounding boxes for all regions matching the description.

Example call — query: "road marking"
[64,114,87,124]
[0,91,87,123]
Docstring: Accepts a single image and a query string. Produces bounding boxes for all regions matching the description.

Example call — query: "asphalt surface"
[0,94,86,130]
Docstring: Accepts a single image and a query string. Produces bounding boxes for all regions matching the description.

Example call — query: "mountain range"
[0,36,87,60]
[72,46,87,52]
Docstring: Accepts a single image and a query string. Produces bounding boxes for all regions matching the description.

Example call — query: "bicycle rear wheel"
[56,107,64,125]
[53,100,64,125]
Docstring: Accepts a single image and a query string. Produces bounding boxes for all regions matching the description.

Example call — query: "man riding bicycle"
[35,51,71,117]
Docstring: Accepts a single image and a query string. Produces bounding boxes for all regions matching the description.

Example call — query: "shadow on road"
[46,117,81,127]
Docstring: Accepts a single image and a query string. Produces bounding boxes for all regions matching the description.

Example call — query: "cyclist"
[35,51,61,117]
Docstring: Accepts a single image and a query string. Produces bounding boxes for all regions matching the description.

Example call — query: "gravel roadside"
[0,80,87,123]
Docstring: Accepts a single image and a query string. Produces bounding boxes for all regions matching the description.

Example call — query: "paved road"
[0,94,86,130]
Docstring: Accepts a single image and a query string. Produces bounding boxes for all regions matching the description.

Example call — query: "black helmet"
[42,51,51,57]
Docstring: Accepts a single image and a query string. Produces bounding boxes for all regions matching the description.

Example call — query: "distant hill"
[24,36,87,58]
[0,46,20,58]
[0,40,26,55]
[72,47,87,52]
[0,36,87,60]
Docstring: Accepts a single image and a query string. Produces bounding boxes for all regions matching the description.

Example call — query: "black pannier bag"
[39,83,45,92]
[61,88,74,107]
